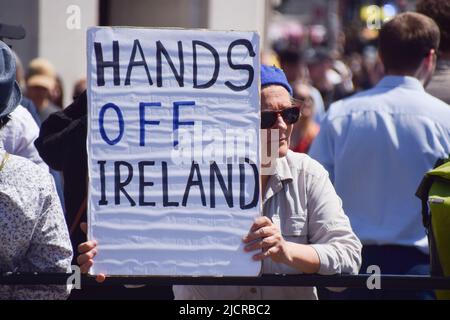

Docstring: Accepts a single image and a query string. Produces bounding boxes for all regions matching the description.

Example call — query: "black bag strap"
[69,174,89,237]
[69,197,87,237]
[415,175,433,230]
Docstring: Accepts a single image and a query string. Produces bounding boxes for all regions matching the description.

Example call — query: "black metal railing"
[1,273,450,290]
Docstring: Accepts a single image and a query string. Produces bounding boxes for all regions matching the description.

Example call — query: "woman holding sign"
[78,65,362,300]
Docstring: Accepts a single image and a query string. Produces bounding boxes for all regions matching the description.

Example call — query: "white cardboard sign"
[87,27,261,276]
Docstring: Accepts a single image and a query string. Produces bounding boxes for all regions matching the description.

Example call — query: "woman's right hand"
[78,222,106,283]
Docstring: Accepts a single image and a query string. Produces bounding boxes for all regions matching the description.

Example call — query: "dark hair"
[417,0,450,53]
[379,12,440,73]
[0,115,11,130]
[278,49,302,65]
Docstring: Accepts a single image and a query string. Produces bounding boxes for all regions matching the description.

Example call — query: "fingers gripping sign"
[77,222,106,283]
[242,216,291,264]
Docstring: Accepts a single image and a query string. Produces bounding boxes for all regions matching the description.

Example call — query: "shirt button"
[250,288,257,294]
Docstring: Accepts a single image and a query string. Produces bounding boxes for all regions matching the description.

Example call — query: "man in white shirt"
[310,12,450,299]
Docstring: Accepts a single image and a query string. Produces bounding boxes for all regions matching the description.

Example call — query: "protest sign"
[87,27,260,276]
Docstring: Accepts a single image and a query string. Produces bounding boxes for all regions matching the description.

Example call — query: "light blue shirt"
[309,76,450,252]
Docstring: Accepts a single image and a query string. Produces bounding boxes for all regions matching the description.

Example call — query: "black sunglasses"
[260,106,301,129]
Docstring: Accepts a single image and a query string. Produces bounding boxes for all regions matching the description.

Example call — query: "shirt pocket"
[280,212,309,241]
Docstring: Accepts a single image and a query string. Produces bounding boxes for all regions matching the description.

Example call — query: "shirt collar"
[376,75,425,91]
[263,152,294,202]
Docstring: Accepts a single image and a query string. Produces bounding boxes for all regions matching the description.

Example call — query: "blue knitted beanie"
[260,64,293,96]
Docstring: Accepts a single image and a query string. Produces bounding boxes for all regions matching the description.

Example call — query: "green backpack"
[416,158,450,300]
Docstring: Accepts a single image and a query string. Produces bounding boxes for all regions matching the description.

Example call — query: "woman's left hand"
[242,216,291,264]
